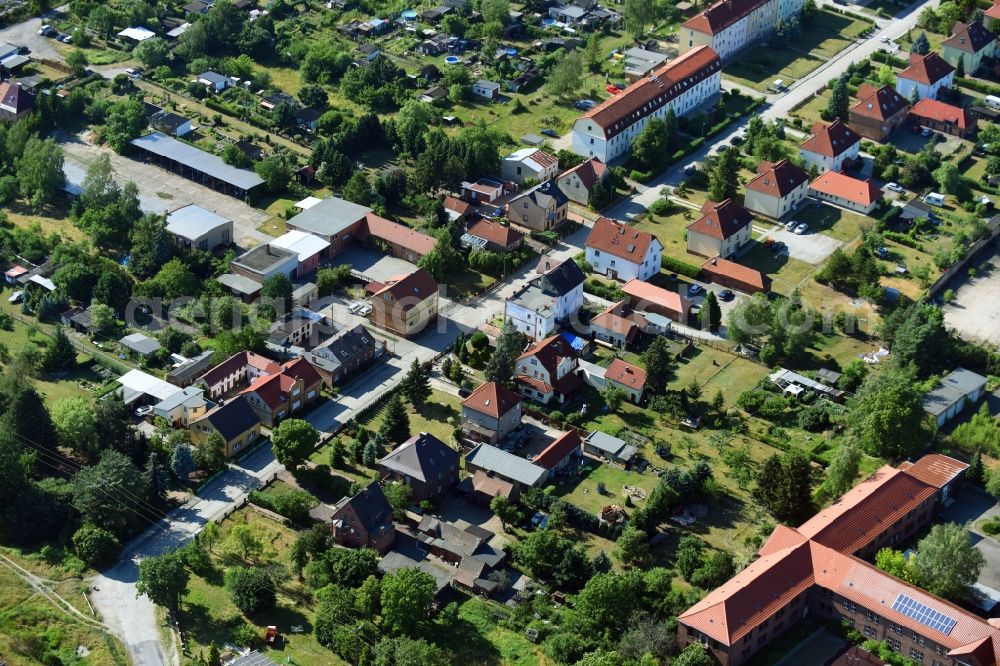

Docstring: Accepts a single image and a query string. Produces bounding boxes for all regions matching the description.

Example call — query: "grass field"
[432,597,554,666]
[793,205,874,243]
[739,244,818,296]
[5,205,86,243]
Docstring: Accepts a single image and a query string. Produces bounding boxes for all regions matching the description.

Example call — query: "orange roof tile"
[897,453,968,489]
[687,198,753,240]
[372,268,438,311]
[467,219,525,248]
[558,157,608,191]
[604,358,647,392]
[746,159,810,198]
[586,217,660,263]
[361,213,437,256]
[700,256,766,291]
[799,119,861,158]
[682,0,773,35]
[621,279,688,317]
[850,84,909,122]
[910,97,974,130]
[461,381,521,419]
[809,171,884,207]
[899,52,955,86]
[533,430,581,469]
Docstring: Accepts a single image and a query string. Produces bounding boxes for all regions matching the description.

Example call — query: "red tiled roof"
[809,171,884,207]
[443,195,474,216]
[198,351,280,388]
[682,0,771,35]
[604,358,647,392]
[360,213,437,257]
[579,46,721,139]
[687,199,753,240]
[900,52,954,85]
[281,357,323,388]
[910,97,974,130]
[533,430,581,469]
[558,157,608,191]
[987,2,1000,20]
[590,309,642,343]
[0,81,34,114]
[586,216,660,264]
[700,256,766,291]
[372,268,438,311]
[472,469,514,498]
[799,119,861,158]
[518,149,558,170]
[462,381,521,419]
[746,159,810,198]
[850,84,909,122]
[467,219,525,248]
[896,453,968,490]
[240,371,295,409]
[621,279,687,317]
[943,21,996,54]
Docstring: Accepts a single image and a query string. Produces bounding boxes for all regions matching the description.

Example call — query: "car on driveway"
[921,127,933,137]
[886,182,904,193]
[687,284,703,296]
[793,222,808,235]
[785,220,798,231]
[540,128,559,138]
[718,289,734,301]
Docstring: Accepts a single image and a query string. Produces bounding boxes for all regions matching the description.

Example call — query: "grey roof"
[584,430,628,455]
[150,110,190,133]
[0,42,18,58]
[198,70,229,86]
[521,133,545,146]
[922,385,964,416]
[556,4,587,17]
[474,79,501,90]
[465,443,546,487]
[167,350,216,384]
[154,385,206,413]
[332,481,394,534]
[166,204,230,241]
[378,550,453,591]
[217,273,262,294]
[199,395,261,440]
[313,324,378,367]
[416,516,505,567]
[379,432,459,482]
[228,651,280,666]
[508,283,555,318]
[232,243,297,273]
[815,368,842,384]
[941,368,986,394]
[285,196,373,238]
[130,133,264,191]
[120,332,162,355]
[537,257,584,296]
[1,55,30,70]
[514,180,569,211]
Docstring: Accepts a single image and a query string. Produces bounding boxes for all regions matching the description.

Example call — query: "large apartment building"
[571,46,722,163]
[678,454,979,666]
[681,0,804,60]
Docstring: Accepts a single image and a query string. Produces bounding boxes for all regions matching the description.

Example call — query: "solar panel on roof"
[891,594,957,636]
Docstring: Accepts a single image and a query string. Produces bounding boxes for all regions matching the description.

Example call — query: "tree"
[271,419,319,470]
[363,439,380,468]
[400,359,431,408]
[72,523,121,566]
[673,644,715,666]
[876,64,896,87]
[615,526,651,567]
[708,148,740,202]
[316,265,351,297]
[381,567,436,635]
[703,291,722,332]
[298,84,330,112]
[143,259,198,299]
[17,137,64,209]
[260,273,293,318]
[822,443,861,498]
[44,326,76,373]
[72,450,147,538]
[342,170,374,205]
[52,396,101,459]
[379,393,410,444]
[631,117,671,172]
[622,0,660,37]
[383,482,412,519]
[603,386,628,412]
[875,547,918,584]
[229,524,263,561]
[914,523,985,601]
[726,292,774,344]
[171,444,195,480]
[200,521,221,553]
[194,432,227,473]
[136,553,189,610]
[912,31,931,55]
[753,450,814,522]
[94,269,132,314]
[134,37,170,68]
[226,567,277,614]
[106,97,148,153]
[575,571,643,634]
[66,48,88,77]
[484,322,528,385]
[826,74,850,122]
[374,637,450,666]
[490,495,519,530]
[933,162,966,197]
[584,33,602,72]
[848,367,926,458]
[254,152,295,194]
[640,336,676,395]
[546,51,584,98]
[329,438,345,469]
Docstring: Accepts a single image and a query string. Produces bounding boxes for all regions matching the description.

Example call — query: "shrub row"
[248,488,318,524]
[883,230,924,250]
[661,256,702,279]
[870,51,907,68]
[955,76,1000,97]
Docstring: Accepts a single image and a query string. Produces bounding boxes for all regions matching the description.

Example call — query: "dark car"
[458,387,472,398]
[540,128,559,138]
[719,289,735,301]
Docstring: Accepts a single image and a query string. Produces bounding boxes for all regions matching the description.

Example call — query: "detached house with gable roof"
[743,159,810,220]
[532,430,582,481]
[798,119,861,174]
[378,432,460,501]
[571,46,722,163]
[501,148,559,184]
[330,481,396,553]
[896,52,955,102]
[370,268,439,338]
[686,199,753,259]
[848,84,910,142]
[604,358,648,403]
[585,216,663,282]
[557,157,610,205]
[910,98,977,139]
[0,81,35,122]
[515,334,582,405]
[461,381,523,445]
[505,256,585,341]
[505,180,569,231]
[189,395,262,458]
[239,357,323,426]
[941,21,996,75]
[809,171,884,215]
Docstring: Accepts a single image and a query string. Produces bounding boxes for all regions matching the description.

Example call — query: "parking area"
[329,246,417,284]
[943,254,1000,346]
[757,222,844,265]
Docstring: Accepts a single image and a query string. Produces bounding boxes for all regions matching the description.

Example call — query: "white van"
[923,192,945,207]
[985,95,1000,110]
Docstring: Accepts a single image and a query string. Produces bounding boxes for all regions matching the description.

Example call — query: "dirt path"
[0,552,105,628]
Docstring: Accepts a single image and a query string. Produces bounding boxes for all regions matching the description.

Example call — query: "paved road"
[0,10,65,62]
[605,0,940,220]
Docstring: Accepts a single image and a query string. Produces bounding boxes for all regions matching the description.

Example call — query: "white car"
[793,223,808,235]
[886,182,904,193]
[785,220,798,231]
[921,127,932,137]
[7,290,23,304]
[38,24,51,35]
[879,36,890,43]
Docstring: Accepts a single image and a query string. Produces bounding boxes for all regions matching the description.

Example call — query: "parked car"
[687,284,703,296]
[785,220,798,231]
[575,99,596,110]
[7,290,22,304]
[875,246,889,258]
[540,128,559,138]
[458,387,472,398]
[794,222,808,235]
[684,163,698,176]
[921,127,932,137]
[770,240,786,253]
[886,182,904,193]
[38,24,53,36]
[718,289,734,301]
[135,405,153,417]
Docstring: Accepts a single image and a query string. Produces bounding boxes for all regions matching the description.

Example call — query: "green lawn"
[674,347,768,404]
[554,462,661,515]
[793,205,874,243]
[739,244,818,296]
[431,597,554,666]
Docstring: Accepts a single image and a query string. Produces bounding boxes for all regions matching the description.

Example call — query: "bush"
[249,487,319,524]
[982,518,1000,535]
[883,230,923,249]
[72,524,121,567]
[225,567,277,615]
[661,256,702,279]
[648,198,673,216]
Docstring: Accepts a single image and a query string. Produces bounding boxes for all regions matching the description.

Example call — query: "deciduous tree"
[137,553,189,610]
[914,523,985,600]
[380,567,436,635]
[271,419,319,470]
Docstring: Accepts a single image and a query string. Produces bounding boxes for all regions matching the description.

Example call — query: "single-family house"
[461,381,523,445]
[585,216,663,282]
[506,180,569,231]
[583,430,637,466]
[370,268,439,337]
[941,21,996,75]
[808,171,884,215]
[302,324,382,387]
[378,432,460,501]
[505,256,585,341]
[744,159,810,220]
[922,367,987,427]
[896,52,955,102]
[549,3,589,23]
[515,334,582,404]
[329,481,396,553]
[230,244,298,283]
[239,357,323,426]
[153,385,210,426]
[464,219,525,252]
[909,98,976,138]
[472,80,501,101]
[621,278,691,322]
[532,430,582,480]
[687,199,753,258]
[462,177,508,204]
[501,148,559,184]
[464,443,547,493]
[604,358,647,403]
[150,110,194,137]
[848,84,910,143]
[166,204,233,253]
[0,81,34,122]
[198,71,231,93]
[443,195,475,223]
[189,394,262,457]
[557,157,610,205]
[798,119,861,173]
[701,256,769,294]
[589,300,654,349]
[269,230,330,277]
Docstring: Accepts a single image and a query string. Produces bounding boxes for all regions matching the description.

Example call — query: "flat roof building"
[230,244,298,283]
[166,204,233,252]
[130,133,264,199]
